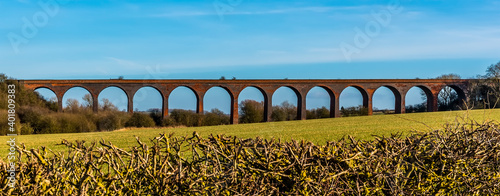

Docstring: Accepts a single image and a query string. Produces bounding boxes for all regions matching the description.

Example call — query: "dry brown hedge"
[1,120,500,195]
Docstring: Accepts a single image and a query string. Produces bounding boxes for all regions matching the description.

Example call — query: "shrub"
[202,108,230,126]
[56,112,97,133]
[162,116,177,127]
[17,106,48,134]
[306,106,330,119]
[17,106,96,134]
[406,103,427,113]
[271,106,287,121]
[340,105,369,117]
[239,100,264,123]
[97,111,130,131]
[20,123,34,135]
[167,109,202,127]
[125,112,156,127]
[0,110,21,135]
[148,108,164,126]
[271,101,297,121]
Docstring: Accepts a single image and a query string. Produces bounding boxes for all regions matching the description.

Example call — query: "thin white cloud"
[227,6,373,16]
[307,48,341,53]
[257,50,288,55]
[150,6,371,18]
[106,57,142,69]
[402,11,425,19]
[150,11,214,18]
[436,27,500,40]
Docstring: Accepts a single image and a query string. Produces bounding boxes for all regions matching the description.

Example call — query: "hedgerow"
[1,120,500,195]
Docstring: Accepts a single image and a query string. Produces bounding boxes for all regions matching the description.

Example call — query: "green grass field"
[1,109,499,155]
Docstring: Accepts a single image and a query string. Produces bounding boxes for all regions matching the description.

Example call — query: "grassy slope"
[1,109,499,154]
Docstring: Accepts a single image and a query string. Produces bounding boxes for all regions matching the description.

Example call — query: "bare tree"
[436,74,461,110]
[82,94,93,109]
[465,62,500,109]
[100,98,119,112]
[65,98,81,113]
[485,62,500,107]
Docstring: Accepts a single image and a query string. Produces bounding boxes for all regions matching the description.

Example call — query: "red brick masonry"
[19,79,470,124]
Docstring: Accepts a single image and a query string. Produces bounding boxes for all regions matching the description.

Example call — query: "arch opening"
[405,86,431,113]
[169,86,198,113]
[34,87,58,111]
[306,86,332,119]
[98,86,128,112]
[132,87,163,126]
[166,86,202,127]
[238,86,266,123]
[438,85,465,111]
[373,86,397,115]
[133,87,163,113]
[339,86,368,117]
[271,86,299,121]
[203,86,231,125]
[62,87,93,112]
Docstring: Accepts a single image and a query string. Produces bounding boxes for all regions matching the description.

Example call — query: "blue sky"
[2,0,500,113]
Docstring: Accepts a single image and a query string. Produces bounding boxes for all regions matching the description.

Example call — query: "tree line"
[405,62,500,112]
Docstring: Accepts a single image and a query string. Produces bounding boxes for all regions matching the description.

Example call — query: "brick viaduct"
[19,79,470,124]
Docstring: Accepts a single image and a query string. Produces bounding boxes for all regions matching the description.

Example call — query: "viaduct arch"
[21,79,471,124]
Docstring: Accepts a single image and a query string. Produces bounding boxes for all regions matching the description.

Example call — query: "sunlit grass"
[1,109,499,156]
